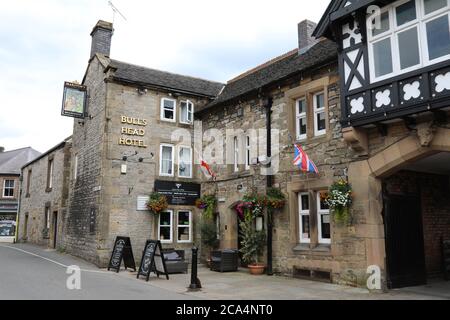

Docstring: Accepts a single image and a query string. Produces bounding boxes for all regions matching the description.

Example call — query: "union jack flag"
[293,144,319,174]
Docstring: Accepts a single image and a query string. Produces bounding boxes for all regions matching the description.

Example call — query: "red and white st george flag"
[195,148,216,180]
[200,159,216,180]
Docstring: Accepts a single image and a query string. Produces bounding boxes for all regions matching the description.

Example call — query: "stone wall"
[18,142,71,248]
[64,57,108,265]
[198,62,382,285]
[100,80,209,266]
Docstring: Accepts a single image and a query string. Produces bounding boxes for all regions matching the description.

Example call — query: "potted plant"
[200,219,220,266]
[146,192,168,214]
[239,218,266,275]
[325,179,353,224]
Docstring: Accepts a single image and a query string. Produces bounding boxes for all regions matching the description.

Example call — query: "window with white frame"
[180,100,194,124]
[298,193,311,243]
[160,144,174,176]
[313,92,326,136]
[177,211,192,243]
[296,98,307,140]
[159,210,173,243]
[161,98,176,122]
[234,136,239,172]
[245,136,251,170]
[368,0,450,82]
[317,191,331,244]
[3,180,15,198]
[178,146,192,178]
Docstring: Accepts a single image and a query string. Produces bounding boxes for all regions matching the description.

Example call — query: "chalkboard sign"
[137,240,169,281]
[108,237,136,273]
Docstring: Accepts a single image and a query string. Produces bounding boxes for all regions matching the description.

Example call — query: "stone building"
[0,147,40,242]
[313,0,450,288]
[16,4,449,290]
[197,20,371,284]
[18,138,71,248]
[59,21,224,266]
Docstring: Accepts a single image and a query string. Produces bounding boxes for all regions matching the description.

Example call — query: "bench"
[161,249,189,274]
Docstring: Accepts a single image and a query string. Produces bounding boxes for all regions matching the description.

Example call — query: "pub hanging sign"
[61,82,87,119]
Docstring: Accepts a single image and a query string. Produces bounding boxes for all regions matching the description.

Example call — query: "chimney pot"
[298,20,319,55]
[90,20,113,59]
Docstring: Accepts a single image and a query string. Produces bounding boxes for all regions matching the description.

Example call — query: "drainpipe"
[264,97,274,276]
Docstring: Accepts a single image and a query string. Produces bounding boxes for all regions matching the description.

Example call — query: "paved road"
[0,244,195,300]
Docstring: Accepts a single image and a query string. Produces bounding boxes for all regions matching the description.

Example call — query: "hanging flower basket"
[146,192,168,214]
[195,195,217,220]
[325,179,353,224]
[265,188,286,211]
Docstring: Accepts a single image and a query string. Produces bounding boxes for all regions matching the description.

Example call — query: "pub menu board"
[137,240,169,282]
[154,180,201,206]
[108,237,137,273]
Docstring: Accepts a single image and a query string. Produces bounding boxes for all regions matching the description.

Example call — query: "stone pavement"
[117,265,450,300]
[2,243,448,300]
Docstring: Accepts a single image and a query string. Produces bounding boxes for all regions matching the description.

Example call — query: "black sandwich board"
[137,240,169,281]
[108,237,136,273]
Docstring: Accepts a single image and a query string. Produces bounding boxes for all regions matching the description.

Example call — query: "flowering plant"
[264,188,286,211]
[146,192,168,214]
[325,179,353,224]
[235,201,255,221]
[195,195,217,219]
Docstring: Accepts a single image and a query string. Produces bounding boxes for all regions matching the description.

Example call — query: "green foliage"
[196,195,217,220]
[200,220,220,249]
[325,179,353,224]
[239,219,266,265]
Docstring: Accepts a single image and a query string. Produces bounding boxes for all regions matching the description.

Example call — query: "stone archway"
[347,127,450,288]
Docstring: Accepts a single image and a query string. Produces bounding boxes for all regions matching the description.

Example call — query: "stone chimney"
[0,147,4,153]
[90,20,114,59]
[298,20,319,55]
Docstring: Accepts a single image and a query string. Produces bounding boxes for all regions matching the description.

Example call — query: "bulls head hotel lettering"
[119,116,148,148]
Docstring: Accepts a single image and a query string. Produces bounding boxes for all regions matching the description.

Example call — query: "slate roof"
[109,59,225,98]
[0,147,41,175]
[199,39,338,111]
[22,137,72,170]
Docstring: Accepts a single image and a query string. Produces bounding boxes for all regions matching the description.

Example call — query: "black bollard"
[189,246,202,290]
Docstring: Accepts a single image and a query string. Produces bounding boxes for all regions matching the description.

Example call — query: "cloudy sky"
[0,0,330,153]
